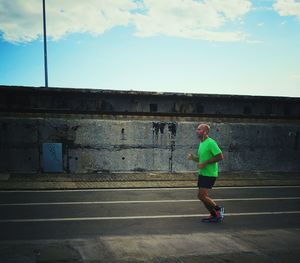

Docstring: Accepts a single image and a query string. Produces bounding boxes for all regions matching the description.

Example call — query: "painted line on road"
[0,197,299,206]
[0,185,299,193]
[0,211,299,223]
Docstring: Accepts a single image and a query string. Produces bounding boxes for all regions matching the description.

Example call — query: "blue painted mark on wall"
[42,143,63,172]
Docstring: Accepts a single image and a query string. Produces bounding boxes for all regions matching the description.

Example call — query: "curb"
[0,179,299,190]
[0,172,299,190]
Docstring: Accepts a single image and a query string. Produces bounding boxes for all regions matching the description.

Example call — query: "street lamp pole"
[42,0,48,88]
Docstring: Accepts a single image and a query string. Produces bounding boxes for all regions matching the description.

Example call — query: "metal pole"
[42,0,48,88]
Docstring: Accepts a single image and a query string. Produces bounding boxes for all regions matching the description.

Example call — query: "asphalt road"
[0,186,299,262]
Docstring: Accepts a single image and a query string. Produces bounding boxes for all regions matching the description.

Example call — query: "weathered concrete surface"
[1,115,299,174]
[1,232,299,262]
[0,86,299,175]
[3,229,297,263]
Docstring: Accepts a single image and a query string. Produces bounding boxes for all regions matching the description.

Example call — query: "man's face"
[196,125,207,139]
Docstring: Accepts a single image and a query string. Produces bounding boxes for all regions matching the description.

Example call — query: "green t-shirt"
[198,137,222,177]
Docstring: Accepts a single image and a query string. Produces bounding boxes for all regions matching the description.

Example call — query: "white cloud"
[290,73,300,79]
[208,0,252,20]
[0,0,252,43]
[0,0,136,43]
[133,0,252,41]
[273,0,300,20]
[0,0,42,42]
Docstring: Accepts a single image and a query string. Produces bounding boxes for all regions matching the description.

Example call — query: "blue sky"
[0,0,299,97]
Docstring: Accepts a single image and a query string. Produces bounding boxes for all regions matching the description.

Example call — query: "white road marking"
[0,185,299,193]
[0,211,299,223]
[0,197,299,206]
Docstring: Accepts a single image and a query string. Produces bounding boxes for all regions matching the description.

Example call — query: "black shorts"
[197,175,217,189]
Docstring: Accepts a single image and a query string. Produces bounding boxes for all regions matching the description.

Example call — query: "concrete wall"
[1,86,299,174]
[1,86,299,118]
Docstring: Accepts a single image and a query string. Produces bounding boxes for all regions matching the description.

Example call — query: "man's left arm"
[198,153,224,169]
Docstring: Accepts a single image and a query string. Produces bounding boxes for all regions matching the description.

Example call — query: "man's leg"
[197,176,224,222]
[198,188,219,217]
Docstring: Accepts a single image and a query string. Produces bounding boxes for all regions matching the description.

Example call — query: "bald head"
[198,124,210,133]
[196,123,210,140]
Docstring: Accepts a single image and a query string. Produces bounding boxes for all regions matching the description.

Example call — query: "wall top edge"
[0,85,299,102]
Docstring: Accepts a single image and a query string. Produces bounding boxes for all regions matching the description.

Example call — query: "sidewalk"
[0,172,299,190]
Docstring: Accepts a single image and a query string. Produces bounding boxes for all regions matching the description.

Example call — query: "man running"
[187,123,224,223]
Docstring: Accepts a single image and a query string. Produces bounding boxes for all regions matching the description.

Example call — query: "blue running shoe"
[220,206,225,221]
[201,216,222,223]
